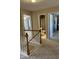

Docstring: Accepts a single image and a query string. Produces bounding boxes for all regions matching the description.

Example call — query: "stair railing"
[24,28,42,55]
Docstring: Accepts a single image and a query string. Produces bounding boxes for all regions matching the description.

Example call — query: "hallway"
[20,0,59,59]
[20,39,59,59]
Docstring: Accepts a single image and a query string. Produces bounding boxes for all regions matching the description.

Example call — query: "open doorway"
[23,14,32,41]
[48,13,59,40]
[39,15,47,40]
[40,15,46,30]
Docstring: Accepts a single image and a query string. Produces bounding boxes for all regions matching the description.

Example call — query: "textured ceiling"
[21,0,59,11]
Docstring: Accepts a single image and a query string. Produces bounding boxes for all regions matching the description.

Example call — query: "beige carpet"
[21,39,59,59]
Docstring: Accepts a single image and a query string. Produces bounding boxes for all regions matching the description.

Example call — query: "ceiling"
[21,0,59,11]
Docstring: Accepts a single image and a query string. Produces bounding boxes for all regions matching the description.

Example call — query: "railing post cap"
[25,33,28,37]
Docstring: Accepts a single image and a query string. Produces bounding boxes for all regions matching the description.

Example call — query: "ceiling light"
[32,0,36,3]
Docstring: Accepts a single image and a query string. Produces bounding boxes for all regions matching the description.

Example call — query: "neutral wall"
[32,7,59,38]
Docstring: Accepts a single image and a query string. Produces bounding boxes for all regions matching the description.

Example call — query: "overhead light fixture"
[32,0,36,3]
[21,0,42,3]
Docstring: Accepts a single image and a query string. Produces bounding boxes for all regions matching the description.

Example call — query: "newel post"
[40,27,42,44]
[25,33,30,55]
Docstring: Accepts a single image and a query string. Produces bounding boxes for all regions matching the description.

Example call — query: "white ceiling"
[21,0,59,11]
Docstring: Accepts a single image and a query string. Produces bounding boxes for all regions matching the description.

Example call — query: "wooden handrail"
[24,30,40,31]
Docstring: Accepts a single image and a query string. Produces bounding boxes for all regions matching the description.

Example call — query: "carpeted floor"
[20,39,59,59]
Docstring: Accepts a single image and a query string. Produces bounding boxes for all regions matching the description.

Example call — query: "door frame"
[48,12,59,39]
[38,13,46,29]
